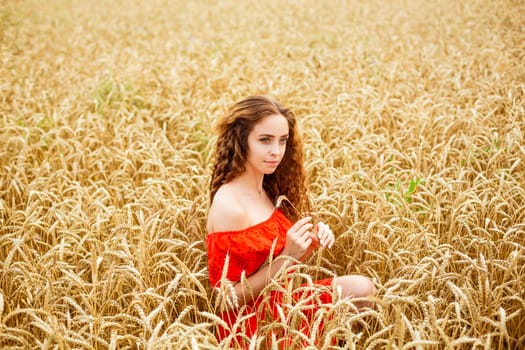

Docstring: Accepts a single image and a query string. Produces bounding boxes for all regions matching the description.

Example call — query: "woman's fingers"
[289,217,313,239]
[304,237,312,248]
[291,216,312,230]
[283,217,317,259]
[299,224,314,239]
[316,222,334,248]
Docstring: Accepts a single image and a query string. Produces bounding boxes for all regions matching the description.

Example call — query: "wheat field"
[1,0,524,348]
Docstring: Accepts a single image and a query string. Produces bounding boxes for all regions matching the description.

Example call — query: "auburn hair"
[209,95,309,220]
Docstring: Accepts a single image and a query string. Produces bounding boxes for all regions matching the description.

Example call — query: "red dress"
[206,208,333,347]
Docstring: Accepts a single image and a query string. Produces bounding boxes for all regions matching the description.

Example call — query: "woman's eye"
[280,138,288,145]
[260,138,271,144]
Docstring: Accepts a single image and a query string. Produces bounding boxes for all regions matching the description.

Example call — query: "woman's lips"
[265,161,280,166]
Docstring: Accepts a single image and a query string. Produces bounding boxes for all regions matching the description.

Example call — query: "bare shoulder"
[207,185,250,233]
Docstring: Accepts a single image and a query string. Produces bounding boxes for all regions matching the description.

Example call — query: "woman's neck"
[235,171,265,196]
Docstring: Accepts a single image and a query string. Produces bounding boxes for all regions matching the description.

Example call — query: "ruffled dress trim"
[206,208,289,287]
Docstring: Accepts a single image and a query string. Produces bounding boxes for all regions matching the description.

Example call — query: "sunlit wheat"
[1,0,524,349]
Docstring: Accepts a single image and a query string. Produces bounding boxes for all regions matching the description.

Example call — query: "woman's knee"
[334,274,376,300]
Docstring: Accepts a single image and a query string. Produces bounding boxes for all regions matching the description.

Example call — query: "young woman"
[206,95,376,346]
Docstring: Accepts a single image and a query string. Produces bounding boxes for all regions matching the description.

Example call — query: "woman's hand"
[301,222,335,260]
[280,217,314,260]
[314,222,334,248]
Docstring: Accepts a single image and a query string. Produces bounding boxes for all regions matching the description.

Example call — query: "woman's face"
[245,113,290,175]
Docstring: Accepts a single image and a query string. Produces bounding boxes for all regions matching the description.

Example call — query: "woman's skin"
[207,113,376,308]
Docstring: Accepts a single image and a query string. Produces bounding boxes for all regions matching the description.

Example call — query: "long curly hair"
[209,95,309,220]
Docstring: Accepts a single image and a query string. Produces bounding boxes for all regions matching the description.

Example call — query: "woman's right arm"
[231,216,315,307]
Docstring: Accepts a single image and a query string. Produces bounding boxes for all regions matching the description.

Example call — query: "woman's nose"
[270,142,281,155]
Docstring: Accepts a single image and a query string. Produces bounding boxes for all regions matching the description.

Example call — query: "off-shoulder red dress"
[206,208,333,346]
